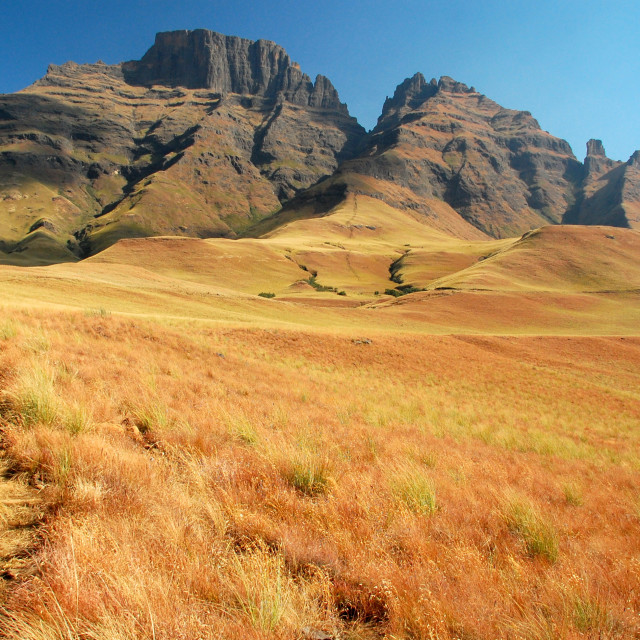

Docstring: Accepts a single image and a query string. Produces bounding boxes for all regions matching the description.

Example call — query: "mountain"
[286,73,636,240]
[564,140,640,229]
[0,30,638,266]
[0,30,363,261]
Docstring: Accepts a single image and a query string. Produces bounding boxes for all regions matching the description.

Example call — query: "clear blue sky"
[2,0,638,161]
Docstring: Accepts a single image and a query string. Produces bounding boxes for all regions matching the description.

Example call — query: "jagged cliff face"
[122,30,346,111]
[0,30,363,260]
[564,140,640,229]
[315,73,585,239]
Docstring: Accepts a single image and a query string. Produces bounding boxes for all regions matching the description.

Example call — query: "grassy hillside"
[1,195,639,334]
[427,225,640,293]
[0,194,639,639]
[0,309,639,639]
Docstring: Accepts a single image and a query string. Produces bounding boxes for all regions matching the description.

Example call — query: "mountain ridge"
[0,29,638,265]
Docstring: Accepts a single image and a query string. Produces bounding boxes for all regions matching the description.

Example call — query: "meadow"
[0,307,638,639]
[0,196,639,639]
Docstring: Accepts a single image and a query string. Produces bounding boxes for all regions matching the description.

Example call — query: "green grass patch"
[133,402,173,433]
[83,307,111,317]
[226,413,260,446]
[574,595,615,634]
[63,403,92,435]
[230,547,293,632]
[283,452,332,496]
[562,482,583,506]
[390,465,438,515]
[22,332,51,354]
[0,318,17,340]
[11,364,59,427]
[503,496,559,562]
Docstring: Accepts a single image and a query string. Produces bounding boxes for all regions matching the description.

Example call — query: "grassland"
[0,195,639,639]
[1,195,639,334]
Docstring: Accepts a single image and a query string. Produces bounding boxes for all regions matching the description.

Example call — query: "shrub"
[384,286,424,297]
[396,285,423,294]
[306,276,337,293]
[389,255,404,284]
[258,292,276,298]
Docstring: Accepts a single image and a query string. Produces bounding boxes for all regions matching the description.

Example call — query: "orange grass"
[0,308,639,639]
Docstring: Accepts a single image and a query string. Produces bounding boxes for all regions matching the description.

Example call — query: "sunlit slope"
[249,172,490,242]
[90,194,504,299]
[369,224,640,334]
[0,176,85,265]
[0,194,639,334]
[88,236,303,294]
[427,225,640,293]
[0,259,364,327]
[258,194,507,294]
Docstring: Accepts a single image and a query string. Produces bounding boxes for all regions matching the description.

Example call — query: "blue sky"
[2,0,638,161]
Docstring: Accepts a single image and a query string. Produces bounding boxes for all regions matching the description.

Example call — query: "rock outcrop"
[583,139,618,179]
[122,30,347,112]
[565,142,640,229]
[563,140,640,229]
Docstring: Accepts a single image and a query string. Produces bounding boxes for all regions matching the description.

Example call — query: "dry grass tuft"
[502,494,559,563]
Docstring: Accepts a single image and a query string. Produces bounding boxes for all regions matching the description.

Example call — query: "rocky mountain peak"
[586,139,607,157]
[376,74,481,132]
[379,72,438,120]
[583,138,618,180]
[437,76,475,94]
[121,29,348,113]
[628,150,640,167]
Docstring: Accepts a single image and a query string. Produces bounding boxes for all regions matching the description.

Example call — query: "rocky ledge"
[121,29,347,113]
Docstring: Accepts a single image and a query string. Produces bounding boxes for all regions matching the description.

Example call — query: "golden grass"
[430,225,640,293]
[0,308,638,638]
[1,195,640,336]
[0,192,638,639]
